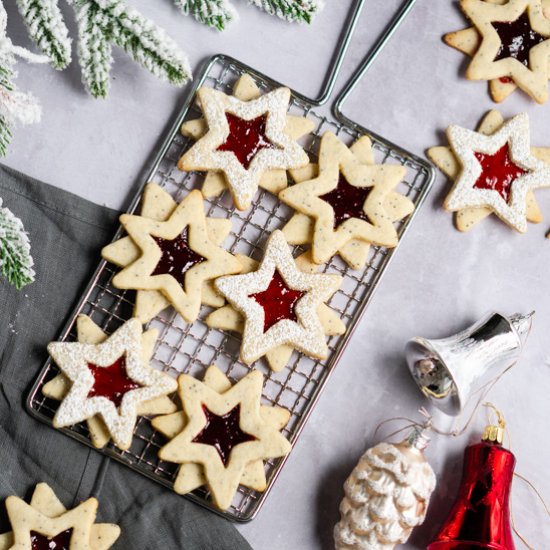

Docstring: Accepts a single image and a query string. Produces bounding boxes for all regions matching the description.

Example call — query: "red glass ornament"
[250,270,305,332]
[192,404,255,466]
[31,528,73,550]
[319,174,371,229]
[428,440,516,550]
[473,144,526,204]
[217,113,275,169]
[87,355,142,408]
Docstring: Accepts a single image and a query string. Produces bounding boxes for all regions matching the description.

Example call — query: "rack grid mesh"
[27,55,433,522]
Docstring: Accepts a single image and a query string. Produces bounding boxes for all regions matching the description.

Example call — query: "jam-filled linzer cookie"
[43,314,176,449]
[214,230,342,366]
[180,73,314,201]
[445,0,550,103]
[102,183,234,323]
[279,132,410,267]
[0,483,120,550]
[154,366,291,511]
[178,78,309,210]
[429,111,550,233]
[108,188,242,323]
[207,252,345,372]
[47,318,177,450]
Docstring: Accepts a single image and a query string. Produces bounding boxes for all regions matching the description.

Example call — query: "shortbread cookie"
[207,252,345,371]
[0,483,120,550]
[282,135,414,269]
[152,365,290,498]
[43,314,176,448]
[429,112,550,233]
[214,230,342,365]
[279,132,408,266]
[181,73,314,200]
[109,189,242,323]
[178,79,309,210]
[428,110,550,231]
[445,0,550,103]
[47,318,177,450]
[156,367,291,510]
[103,183,232,323]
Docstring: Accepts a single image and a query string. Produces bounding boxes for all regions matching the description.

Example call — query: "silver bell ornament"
[334,427,436,550]
[405,311,533,416]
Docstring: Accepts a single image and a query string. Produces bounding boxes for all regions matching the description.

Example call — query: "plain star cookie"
[42,314,176,448]
[47,318,177,450]
[278,132,409,266]
[282,134,414,269]
[181,73,314,201]
[103,183,233,323]
[152,366,290,504]
[0,483,120,550]
[109,189,242,323]
[429,112,550,233]
[155,366,291,510]
[207,252,345,371]
[178,79,309,210]
[214,230,342,365]
[428,110,550,232]
[445,0,550,103]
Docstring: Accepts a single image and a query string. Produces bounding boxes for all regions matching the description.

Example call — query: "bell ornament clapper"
[405,311,534,416]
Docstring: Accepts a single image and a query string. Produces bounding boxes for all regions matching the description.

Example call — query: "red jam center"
[87,355,142,408]
[31,529,73,550]
[473,144,526,203]
[192,404,255,466]
[250,270,305,332]
[319,174,372,229]
[217,113,275,169]
[493,11,547,68]
[151,229,206,290]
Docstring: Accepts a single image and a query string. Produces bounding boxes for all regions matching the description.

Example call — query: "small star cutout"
[444,112,550,232]
[47,318,177,450]
[110,189,242,323]
[157,367,291,510]
[445,0,550,103]
[178,84,309,210]
[215,230,342,365]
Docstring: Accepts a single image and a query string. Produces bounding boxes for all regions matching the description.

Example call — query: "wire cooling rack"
[27,54,434,522]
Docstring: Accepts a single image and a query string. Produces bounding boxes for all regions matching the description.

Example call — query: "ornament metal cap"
[482,403,506,445]
[405,311,533,416]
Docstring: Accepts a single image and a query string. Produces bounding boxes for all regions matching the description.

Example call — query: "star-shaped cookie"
[445,0,550,103]
[109,189,242,323]
[156,367,291,510]
[214,230,342,365]
[0,483,120,550]
[181,73,314,200]
[42,314,176,449]
[47,318,177,450]
[428,110,550,231]
[152,365,290,500]
[282,135,414,269]
[102,183,233,323]
[178,80,309,210]
[431,112,550,232]
[207,252,345,371]
[278,132,408,266]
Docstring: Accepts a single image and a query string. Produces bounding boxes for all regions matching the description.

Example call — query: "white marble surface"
[5,1,550,548]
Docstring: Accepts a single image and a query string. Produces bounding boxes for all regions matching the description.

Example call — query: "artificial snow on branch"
[0,198,35,289]
[247,0,325,24]
[16,0,72,69]
[174,0,237,31]
[68,0,192,98]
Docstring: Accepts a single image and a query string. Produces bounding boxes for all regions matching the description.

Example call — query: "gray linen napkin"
[0,165,252,550]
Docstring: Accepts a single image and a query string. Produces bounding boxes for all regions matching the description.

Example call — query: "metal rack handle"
[333,0,418,123]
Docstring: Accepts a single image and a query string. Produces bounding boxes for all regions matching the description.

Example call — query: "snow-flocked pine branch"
[174,0,237,31]
[248,0,324,24]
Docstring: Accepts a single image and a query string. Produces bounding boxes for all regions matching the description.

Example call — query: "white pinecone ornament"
[334,428,436,550]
